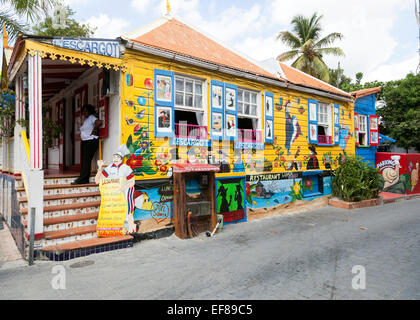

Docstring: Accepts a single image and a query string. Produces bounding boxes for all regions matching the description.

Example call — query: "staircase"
[16,174,133,261]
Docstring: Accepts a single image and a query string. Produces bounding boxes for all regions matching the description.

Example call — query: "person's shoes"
[71,180,80,185]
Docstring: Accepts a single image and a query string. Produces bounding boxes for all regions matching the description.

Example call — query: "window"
[317,102,332,144]
[237,88,262,143]
[358,114,368,146]
[174,75,207,141]
[175,76,203,110]
[238,89,258,117]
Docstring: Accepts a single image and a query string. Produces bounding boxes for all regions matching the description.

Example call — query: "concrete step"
[21,201,101,221]
[14,175,95,189]
[17,183,99,198]
[18,192,101,209]
[38,235,134,261]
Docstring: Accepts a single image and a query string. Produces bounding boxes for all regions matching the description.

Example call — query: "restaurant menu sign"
[97,178,127,237]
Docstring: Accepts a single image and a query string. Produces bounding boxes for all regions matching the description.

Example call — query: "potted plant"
[330,155,381,209]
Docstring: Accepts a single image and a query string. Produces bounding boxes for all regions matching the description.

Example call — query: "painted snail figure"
[382,155,401,190]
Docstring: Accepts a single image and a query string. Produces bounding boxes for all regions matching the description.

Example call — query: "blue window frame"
[154,69,175,138]
[264,92,274,144]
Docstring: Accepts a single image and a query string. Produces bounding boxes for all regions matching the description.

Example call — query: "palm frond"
[0,11,25,40]
[317,47,345,57]
[276,50,300,62]
[276,31,302,49]
[311,56,331,82]
[315,32,344,48]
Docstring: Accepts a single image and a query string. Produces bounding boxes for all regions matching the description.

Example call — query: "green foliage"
[332,155,381,202]
[377,73,420,152]
[0,88,16,140]
[30,2,95,37]
[43,117,61,148]
[0,0,56,40]
[277,12,344,83]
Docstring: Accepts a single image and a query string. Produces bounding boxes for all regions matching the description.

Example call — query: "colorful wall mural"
[376,153,420,195]
[216,177,246,224]
[118,49,355,228]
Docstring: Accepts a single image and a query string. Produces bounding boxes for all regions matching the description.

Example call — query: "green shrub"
[332,155,381,202]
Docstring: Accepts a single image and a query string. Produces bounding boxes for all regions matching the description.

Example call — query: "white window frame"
[318,102,332,136]
[173,74,208,130]
[175,75,205,112]
[238,88,259,119]
[358,114,368,146]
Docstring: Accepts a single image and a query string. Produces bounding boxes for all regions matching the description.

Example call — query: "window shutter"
[154,69,174,138]
[308,99,318,144]
[333,104,340,145]
[210,80,224,140]
[354,112,359,146]
[224,83,238,141]
[264,92,274,143]
[369,115,379,146]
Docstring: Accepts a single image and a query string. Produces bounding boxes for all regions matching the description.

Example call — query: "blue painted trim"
[307,99,318,144]
[224,83,238,141]
[264,92,274,144]
[154,69,174,138]
[334,104,340,145]
[210,80,225,140]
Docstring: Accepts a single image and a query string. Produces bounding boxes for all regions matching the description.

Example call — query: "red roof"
[278,62,352,98]
[350,87,381,99]
[172,163,220,173]
[125,17,277,79]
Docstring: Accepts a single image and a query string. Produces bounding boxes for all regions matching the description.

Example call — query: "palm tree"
[277,12,344,83]
[0,0,55,40]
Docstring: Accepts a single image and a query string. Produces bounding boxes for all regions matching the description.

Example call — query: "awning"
[379,133,396,144]
[172,163,220,173]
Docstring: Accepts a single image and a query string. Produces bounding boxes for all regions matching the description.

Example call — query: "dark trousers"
[77,139,99,183]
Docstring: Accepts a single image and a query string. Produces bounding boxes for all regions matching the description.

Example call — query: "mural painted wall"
[245,173,332,210]
[376,153,420,195]
[132,181,174,232]
[216,177,246,224]
[119,49,355,182]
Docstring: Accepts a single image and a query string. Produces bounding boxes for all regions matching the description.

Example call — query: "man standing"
[72,104,102,185]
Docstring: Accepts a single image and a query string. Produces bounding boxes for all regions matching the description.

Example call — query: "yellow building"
[1,14,355,258]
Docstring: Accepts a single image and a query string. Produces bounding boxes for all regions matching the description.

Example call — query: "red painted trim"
[25,232,45,241]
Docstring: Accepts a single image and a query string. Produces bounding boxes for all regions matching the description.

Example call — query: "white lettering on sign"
[52,38,120,58]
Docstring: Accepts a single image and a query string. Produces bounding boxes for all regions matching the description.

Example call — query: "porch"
[0,36,128,260]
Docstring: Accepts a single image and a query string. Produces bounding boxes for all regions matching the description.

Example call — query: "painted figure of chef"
[95,144,136,234]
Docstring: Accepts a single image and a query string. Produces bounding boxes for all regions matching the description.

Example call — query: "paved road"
[1,198,419,300]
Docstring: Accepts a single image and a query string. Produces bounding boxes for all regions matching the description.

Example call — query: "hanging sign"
[52,38,120,58]
[96,177,127,237]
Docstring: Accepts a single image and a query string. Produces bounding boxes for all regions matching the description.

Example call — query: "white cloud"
[269,0,413,81]
[130,0,153,14]
[85,14,130,39]
[364,55,419,82]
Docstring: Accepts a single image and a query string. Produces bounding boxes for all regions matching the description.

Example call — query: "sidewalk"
[0,218,25,266]
[380,192,420,204]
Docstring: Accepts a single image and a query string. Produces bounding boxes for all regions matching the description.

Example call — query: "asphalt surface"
[0,198,419,300]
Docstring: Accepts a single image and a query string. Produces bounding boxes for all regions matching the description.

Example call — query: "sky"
[3,0,420,83]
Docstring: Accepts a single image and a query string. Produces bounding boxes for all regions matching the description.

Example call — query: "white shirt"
[80,114,99,141]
